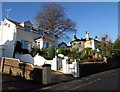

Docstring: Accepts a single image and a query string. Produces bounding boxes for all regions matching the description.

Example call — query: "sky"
[1,2,118,44]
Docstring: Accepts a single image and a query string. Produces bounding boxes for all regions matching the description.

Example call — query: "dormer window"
[24,25,31,32]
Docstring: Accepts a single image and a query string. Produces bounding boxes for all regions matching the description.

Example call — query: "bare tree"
[34,3,76,41]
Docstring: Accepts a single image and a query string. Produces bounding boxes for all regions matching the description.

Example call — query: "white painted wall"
[36,38,44,49]
[34,54,58,71]
[0,19,16,45]
[34,54,52,65]
[34,54,80,77]
[91,40,95,50]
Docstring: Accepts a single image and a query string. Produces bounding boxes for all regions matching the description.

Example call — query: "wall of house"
[71,41,81,49]
[36,38,44,49]
[16,27,40,50]
[71,41,84,51]
[0,19,16,45]
[91,40,95,50]
[0,45,2,57]
[94,40,99,50]
[84,40,91,48]
[84,40,96,50]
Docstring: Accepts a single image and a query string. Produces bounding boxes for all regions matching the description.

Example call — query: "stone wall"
[0,57,35,80]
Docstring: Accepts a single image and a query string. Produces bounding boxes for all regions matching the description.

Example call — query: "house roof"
[35,36,55,42]
[6,19,38,32]
[58,42,67,47]
[6,18,21,27]
[70,38,99,44]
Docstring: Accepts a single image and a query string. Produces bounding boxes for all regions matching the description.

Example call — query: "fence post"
[73,60,80,78]
[62,56,68,74]
[42,64,51,85]
[51,56,57,71]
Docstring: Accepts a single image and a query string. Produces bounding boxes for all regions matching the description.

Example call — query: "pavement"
[1,74,42,91]
[34,68,120,91]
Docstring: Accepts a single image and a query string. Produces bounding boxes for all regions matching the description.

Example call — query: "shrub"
[47,46,55,60]
[31,46,40,57]
[58,48,69,56]
[40,47,46,56]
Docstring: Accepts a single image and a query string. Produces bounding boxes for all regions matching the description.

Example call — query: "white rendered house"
[0,18,58,57]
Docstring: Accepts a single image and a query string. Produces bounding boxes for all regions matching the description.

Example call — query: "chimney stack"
[86,31,89,41]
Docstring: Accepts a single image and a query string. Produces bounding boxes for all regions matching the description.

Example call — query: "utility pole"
[5,8,12,18]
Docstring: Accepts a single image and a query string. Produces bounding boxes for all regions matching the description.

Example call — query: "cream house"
[70,31,100,51]
[0,18,58,57]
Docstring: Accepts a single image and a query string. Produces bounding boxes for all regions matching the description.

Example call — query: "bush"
[58,48,69,56]
[31,46,40,57]
[80,62,107,77]
[40,47,46,56]
[47,46,55,60]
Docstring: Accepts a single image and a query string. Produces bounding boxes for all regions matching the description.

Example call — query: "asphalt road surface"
[36,68,120,91]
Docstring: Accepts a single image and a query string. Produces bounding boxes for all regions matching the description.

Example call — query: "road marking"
[7,87,15,90]
[70,78,101,90]
[40,87,52,90]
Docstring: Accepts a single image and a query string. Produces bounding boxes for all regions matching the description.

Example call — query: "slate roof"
[35,36,55,41]
[58,42,67,47]
[70,38,99,44]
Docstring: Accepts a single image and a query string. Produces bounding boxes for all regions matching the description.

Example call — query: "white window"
[21,40,29,49]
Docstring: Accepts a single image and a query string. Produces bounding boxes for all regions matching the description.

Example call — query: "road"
[35,68,120,91]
